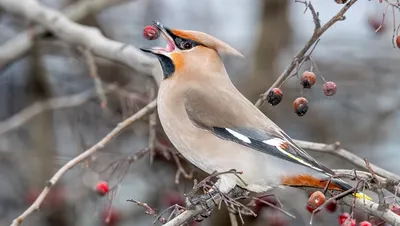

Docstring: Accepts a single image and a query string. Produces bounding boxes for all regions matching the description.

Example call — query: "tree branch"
[255,0,358,108]
[294,139,400,182]
[0,0,162,83]
[0,89,96,136]
[9,99,157,226]
[342,196,400,226]
[0,0,133,70]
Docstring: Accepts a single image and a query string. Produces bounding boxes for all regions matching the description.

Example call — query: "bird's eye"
[182,41,193,50]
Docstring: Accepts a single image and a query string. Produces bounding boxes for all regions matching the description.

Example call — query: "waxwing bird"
[141,21,368,199]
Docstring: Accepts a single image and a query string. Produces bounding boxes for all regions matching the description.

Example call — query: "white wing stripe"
[226,128,251,144]
[263,138,323,171]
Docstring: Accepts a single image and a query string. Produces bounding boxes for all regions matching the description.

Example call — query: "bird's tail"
[331,178,372,200]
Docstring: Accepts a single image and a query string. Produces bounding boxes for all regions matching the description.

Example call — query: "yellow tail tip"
[354,192,372,200]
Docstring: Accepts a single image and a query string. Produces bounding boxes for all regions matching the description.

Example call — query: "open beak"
[140,21,176,55]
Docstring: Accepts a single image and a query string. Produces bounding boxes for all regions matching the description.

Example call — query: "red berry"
[293,97,309,116]
[396,36,400,49]
[96,181,109,196]
[306,191,325,213]
[267,88,283,106]
[359,221,372,226]
[143,25,160,40]
[102,208,120,226]
[339,212,350,225]
[325,200,337,213]
[300,71,316,89]
[265,210,287,226]
[391,204,400,215]
[322,81,337,96]
[163,191,185,207]
[368,16,384,34]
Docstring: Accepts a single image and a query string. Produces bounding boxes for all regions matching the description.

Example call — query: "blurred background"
[0,0,398,225]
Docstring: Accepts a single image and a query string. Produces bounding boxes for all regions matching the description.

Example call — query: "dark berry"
[143,25,160,40]
[325,199,337,213]
[267,88,283,106]
[293,97,309,116]
[396,36,400,48]
[300,71,316,89]
[322,81,337,96]
[392,204,400,215]
[306,191,325,213]
[265,210,287,226]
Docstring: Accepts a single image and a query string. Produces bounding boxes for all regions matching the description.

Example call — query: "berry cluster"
[304,191,400,225]
[267,71,337,116]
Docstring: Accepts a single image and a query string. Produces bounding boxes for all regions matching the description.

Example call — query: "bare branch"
[255,0,358,108]
[0,89,96,136]
[10,99,157,226]
[342,196,400,226]
[0,0,162,83]
[294,139,400,182]
[0,0,133,69]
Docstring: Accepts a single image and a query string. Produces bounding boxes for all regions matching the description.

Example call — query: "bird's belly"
[158,112,284,192]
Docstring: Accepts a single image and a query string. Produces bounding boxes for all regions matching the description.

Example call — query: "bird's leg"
[185,188,219,222]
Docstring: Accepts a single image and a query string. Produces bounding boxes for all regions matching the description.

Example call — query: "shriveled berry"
[306,191,325,213]
[265,210,288,226]
[339,212,350,225]
[163,191,185,207]
[143,25,160,40]
[102,208,120,226]
[359,221,372,226]
[335,0,348,3]
[322,81,337,96]
[300,71,316,89]
[396,36,400,48]
[267,88,283,106]
[325,199,337,213]
[368,16,385,34]
[96,181,109,196]
[392,204,400,215]
[293,97,308,116]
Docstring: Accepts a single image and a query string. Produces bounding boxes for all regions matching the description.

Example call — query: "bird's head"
[141,21,243,79]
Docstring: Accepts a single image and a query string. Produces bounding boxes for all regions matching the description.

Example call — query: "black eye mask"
[165,29,201,50]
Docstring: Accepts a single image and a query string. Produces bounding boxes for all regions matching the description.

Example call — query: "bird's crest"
[169,29,244,58]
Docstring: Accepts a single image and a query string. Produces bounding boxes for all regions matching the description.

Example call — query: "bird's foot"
[185,190,219,222]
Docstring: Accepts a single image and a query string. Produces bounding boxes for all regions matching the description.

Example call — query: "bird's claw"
[185,190,219,221]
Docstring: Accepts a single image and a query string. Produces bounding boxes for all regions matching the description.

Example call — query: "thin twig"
[9,99,157,226]
[80,48,107,108]
[294,140,400,182]
[147,82,158,165]
[255,0,358,108]
[127,199,167,224]
[228,208,239,226]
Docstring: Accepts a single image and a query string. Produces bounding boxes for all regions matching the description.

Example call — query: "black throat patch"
[155,54,175,79]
